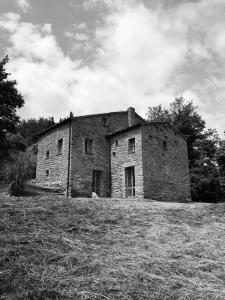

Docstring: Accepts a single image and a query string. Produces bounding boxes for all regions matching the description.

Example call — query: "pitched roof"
[37,117,72,137]
[37,110,146,138]
[106,123,142,138]
[106,121,186,140]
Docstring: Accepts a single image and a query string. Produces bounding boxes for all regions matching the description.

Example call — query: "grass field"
[1,194,225,299]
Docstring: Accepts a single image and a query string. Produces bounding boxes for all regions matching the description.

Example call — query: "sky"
[0,0,225,136]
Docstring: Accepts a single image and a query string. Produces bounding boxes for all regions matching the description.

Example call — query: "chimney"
[128,107,135,127]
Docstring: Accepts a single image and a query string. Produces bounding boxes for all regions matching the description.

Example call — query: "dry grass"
[1,194,225,299]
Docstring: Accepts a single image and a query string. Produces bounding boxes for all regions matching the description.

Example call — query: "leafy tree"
[216,140,225,195]
[216,140,225,175]
[17,117,55,146]
[147,97,206,165]
[0,55,24,148]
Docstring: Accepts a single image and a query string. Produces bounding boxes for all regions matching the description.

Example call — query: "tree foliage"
[216,140,225,195]
[0,56,24,146]
[6,151,35,196]
[147,97,222,202]
[17,117,55,146]
[147,97,206,163]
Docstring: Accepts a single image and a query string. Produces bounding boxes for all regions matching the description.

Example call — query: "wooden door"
[125,166,135,197]
[92,170,101,196]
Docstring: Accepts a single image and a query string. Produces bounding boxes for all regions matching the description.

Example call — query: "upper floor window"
[85,139,93,154]
[102,116,108,127]
[46,150,49,159]
[57,139,63,155]
[128,138,135,153]
[46,170,49,177]
[115,140,118,146]
[163,140,168,151]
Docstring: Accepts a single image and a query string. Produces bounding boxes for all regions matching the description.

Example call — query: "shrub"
[6,152,34,196]
[190,172,223,202]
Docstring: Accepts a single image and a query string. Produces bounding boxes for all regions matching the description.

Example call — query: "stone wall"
[36,122,71,192]
[142,124,191,202]
[70,112,136,197]
[36,109,145,198]
[110,127,144,198]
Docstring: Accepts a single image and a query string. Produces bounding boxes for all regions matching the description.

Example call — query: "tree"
[147,97,206,165]
[147,97,222,202]
[216,140,225,195]
[17,117,55,146]
[0,56,24,148]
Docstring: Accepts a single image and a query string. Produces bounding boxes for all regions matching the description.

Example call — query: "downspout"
[66,118,72,197]
[107,137,111,197]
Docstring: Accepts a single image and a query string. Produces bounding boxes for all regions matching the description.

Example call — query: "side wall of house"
[36,122,71,192]
[142,125,191,202]
[110,127,144,198]
[69,113,134,197]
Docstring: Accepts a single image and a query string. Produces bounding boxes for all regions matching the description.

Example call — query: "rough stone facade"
[69,112,140,197]
[142,124,190,202]
[36,108,191,202]
[110,127,144,198]
[36,122,71,190]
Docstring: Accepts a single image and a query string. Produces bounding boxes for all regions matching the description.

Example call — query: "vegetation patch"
[1,196,225,299]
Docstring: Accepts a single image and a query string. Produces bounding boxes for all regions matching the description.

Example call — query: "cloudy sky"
[0,0,225,135]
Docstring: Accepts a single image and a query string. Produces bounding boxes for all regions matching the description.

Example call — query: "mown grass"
[1,195,225,299]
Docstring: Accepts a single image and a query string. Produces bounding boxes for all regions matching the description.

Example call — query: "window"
[102,116,108,127]
[128,138,135,153]
[85,139,93,154]
[113,151,116,157]
[57,139,63,155]
[46,150,49,159]
[46,170,49,177]
[163,140,168,151]
[115,140,118,146]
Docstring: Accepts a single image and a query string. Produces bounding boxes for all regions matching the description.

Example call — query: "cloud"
[0,13,81,119]
[16,0,30,13]
[1,0,225,136]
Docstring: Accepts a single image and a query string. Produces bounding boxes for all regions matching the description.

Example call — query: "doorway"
[125,166,135,197]
[92,170,102,196]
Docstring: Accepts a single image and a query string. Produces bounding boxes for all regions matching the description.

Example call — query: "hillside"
[1,195,225,299]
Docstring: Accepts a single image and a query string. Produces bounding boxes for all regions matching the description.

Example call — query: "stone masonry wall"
[36,110,144,197]
[110,127,144,198]
[69,112,135,197]
[142,124,191,202]
[36,122,71,192]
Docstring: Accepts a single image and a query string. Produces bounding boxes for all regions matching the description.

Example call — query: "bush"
[190,172,223,202]
[6,152,34,196]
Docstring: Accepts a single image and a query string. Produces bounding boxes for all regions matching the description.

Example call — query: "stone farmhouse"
[36,107,191,202]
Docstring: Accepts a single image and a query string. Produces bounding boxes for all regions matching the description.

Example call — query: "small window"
[163,140,168,151]
[46,150,49,159]
[128,138,135,153]
[102,117,108,127]
[57,139,63,155]
[115,140,118,146]
[113,151,116,157]
[46,170,49,177]
[85,139,93,154]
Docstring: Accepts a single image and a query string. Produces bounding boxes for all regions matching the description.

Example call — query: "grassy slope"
[1,196,225,300]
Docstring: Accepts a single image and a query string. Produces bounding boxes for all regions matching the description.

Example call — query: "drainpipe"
[107,138,111,197]
[66,117,72,197]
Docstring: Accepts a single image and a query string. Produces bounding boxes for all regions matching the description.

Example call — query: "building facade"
[36,108,191,202]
